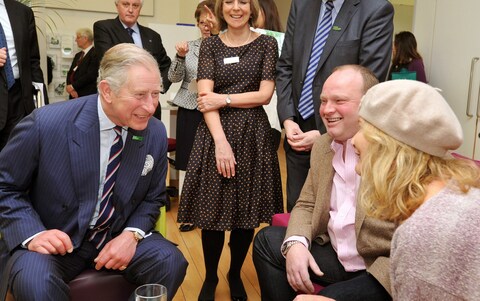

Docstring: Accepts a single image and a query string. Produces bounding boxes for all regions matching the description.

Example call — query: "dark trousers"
[284,139,311,212]
[283,116,318,212]
[0,80,25,151]
[5,233,187,301]
[253,226,391,301]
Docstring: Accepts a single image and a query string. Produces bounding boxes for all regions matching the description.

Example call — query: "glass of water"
[135,284,167,301]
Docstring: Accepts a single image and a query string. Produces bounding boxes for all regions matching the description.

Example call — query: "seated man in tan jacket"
[253,65,396,301]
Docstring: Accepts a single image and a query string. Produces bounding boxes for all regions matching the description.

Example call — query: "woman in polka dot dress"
[177,0,283,300]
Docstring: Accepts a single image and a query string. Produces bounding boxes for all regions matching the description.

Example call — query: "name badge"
[224,56,240,65]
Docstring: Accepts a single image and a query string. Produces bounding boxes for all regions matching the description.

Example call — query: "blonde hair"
[359,120,480,223]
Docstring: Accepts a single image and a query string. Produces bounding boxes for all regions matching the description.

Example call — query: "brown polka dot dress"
[177,34,283,231]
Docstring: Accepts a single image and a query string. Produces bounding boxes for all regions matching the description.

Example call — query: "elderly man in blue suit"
[0,44,187,301]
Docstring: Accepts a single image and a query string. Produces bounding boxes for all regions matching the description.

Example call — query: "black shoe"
[198,278,218,301]
[179,223,196,232]
[228,273,247,301]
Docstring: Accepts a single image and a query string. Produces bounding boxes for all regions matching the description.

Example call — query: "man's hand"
[286,243,324,294]
[28,229,73,255]
[94,231,137,271]
[0,47,6,67]
[284,120,320,152]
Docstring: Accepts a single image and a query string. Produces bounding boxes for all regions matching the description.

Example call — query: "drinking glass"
[135,284,167,301]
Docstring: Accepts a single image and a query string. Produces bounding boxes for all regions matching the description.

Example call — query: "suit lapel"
[68,97,101,235]
[300,0,322,76]
[114,17,134,43]
[138,23,153,53]
[112,127,148,220]
[317,0,359,71]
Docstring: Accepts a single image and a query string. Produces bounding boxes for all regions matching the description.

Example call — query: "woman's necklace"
[224,29,252,47]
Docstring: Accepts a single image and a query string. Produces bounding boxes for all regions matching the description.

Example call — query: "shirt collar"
[97,96,127,132]
[323,0,345,14]
[119,19,140,34]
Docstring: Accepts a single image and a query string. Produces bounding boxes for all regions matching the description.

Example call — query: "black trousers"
[0,80,24,151]
[253,226,391,301]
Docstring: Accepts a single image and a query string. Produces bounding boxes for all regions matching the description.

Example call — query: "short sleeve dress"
[177,34,283,231]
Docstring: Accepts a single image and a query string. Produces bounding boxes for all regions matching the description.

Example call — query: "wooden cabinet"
[414,0,480,158]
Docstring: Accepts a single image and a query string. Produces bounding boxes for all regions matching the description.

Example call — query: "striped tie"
[298,1,334,120]
[89,126,124,249]
[0,22,15,90]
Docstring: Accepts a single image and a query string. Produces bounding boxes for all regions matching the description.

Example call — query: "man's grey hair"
[114,0,144,5]
[76,28,93,42]
[98,43,161,94]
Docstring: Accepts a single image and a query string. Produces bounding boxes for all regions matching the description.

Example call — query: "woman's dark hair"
[392,31,423,67]
[258,0,283,32]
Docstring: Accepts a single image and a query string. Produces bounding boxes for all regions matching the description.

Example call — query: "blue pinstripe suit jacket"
[0,94,168,275]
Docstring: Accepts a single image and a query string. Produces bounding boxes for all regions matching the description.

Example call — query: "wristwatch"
[131,231,144,243]
[225,95,232,107]
[281,240,302,256]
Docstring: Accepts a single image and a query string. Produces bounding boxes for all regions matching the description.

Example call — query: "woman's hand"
[214,138,236,178]
[197,91,225,112]
[204,5,220,35]
[175,41,189,58]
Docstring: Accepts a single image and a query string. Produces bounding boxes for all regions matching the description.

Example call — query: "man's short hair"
[76,28,93,42]
[97,43,161,93]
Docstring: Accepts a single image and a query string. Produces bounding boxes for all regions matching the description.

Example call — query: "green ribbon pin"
[132,135,144,141]
[332,26,342,31]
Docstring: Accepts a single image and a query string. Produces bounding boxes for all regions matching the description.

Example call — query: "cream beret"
[359,80,463,157]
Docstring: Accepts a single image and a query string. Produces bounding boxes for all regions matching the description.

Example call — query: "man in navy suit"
[93,0,172,95]
[0,0,48,151]
[0,44,187,301]
[277,0,394,211]
[66,28,99,99]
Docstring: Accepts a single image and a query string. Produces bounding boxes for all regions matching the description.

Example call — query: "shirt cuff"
[22,231,46,248]
[123,227,146,238]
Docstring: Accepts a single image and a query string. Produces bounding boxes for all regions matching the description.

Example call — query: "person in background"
[352,80,479,301]
[277,0,394,212]
[94,0,172,119]
[0,44,187,301]
[168,0,218,233]
[0,0,48,151]
[66,28,99,99]
[256,0,283,33]
[256,0,283,150]
[388,31,427,83]
[254,65,395,301]
[177,0,283,300]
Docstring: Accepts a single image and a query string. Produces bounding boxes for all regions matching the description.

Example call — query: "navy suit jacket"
[0,0,46,130]
[66,47,99,98]
[276,0,394,133]
[93,17,172,93]
[0,95,168,275]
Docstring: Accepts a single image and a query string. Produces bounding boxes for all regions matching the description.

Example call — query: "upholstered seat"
[271,213,325,294]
